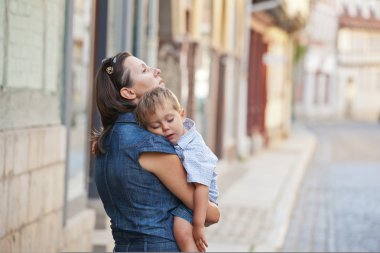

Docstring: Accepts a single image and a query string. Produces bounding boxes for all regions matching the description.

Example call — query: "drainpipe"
[63,0,74,227]
[147,0,158,66]
[121,0,133,52]
[134,0,143,58]
[87,0,108,199]
[237,0,253,158]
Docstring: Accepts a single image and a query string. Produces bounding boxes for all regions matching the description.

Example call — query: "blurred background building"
[1,0,378,252]
[293,0,380,122]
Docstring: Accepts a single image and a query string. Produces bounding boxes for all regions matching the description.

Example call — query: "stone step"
[92,229,114,252]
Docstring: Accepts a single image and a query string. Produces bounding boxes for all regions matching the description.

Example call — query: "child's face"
[145,102,186,145]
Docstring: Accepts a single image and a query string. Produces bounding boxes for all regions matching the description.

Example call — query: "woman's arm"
[139,152,220,224]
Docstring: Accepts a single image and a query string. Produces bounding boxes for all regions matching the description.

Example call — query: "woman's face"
[124,56,164,100]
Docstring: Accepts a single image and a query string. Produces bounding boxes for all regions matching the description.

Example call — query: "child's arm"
[193,183,209,252]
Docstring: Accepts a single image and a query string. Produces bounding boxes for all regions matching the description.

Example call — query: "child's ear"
[120,87,136,100]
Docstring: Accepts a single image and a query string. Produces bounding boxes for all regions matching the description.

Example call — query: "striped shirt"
[174,118,219,203]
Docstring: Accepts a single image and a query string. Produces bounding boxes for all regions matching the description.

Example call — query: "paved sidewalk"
[206,125,317,252]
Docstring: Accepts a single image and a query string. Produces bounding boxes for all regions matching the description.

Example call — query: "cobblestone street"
[282,121,380,252]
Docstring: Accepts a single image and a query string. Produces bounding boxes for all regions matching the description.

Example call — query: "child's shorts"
[170,204,193,224]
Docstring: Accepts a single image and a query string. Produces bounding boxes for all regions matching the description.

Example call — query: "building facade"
[248,0,310,148]
[0,0,95,252]
[155,0,253,160]
[294,0,380,122]
[337,0,380,121]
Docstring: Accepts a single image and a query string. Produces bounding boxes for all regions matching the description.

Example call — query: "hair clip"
[112,56,117,63]
[106,66,113,75]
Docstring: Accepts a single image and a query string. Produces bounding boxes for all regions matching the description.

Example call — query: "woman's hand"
[91,141,97,154]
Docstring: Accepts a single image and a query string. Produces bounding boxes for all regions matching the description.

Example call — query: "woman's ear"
[120,87,136,100]
[180,108,185,120]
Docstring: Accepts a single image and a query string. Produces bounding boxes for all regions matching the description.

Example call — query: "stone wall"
[0,127,65,251]
[0,0,63,129]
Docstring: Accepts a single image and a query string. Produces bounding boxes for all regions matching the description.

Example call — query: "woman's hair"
[93,51,134,155]
[135,86,181,128]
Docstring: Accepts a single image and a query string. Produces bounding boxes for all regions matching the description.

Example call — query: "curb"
[254,130,317,252]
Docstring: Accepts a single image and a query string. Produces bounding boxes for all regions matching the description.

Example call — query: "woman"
[93,51,220,252]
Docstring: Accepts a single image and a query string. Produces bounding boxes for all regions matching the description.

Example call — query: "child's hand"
[193,224,208,252]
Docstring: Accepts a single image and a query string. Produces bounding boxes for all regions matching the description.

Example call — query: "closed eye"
[141,64,149,73]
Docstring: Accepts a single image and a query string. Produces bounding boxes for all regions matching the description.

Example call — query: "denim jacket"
[94,112,181,243]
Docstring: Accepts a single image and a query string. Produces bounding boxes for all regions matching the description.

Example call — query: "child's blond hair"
[135,86,182,127]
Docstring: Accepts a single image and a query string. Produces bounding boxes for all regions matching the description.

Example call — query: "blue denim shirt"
[94,112,181,244]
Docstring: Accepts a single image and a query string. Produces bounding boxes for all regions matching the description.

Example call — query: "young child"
[135,86,219,252]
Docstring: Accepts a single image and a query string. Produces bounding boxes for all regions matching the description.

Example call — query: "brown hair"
[93,51,135,155]
[135,86,181,128]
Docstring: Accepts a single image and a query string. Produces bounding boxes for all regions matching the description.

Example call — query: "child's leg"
[173,216,198,252]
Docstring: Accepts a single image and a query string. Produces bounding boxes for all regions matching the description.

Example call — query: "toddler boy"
[135,86,219,252]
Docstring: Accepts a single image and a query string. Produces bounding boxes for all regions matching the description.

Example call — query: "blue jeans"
[113,231,179,252]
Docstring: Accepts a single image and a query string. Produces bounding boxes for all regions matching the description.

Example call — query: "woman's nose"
[152,67,161,77]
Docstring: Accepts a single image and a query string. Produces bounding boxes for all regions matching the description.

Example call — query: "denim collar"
[116,112,137,123]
